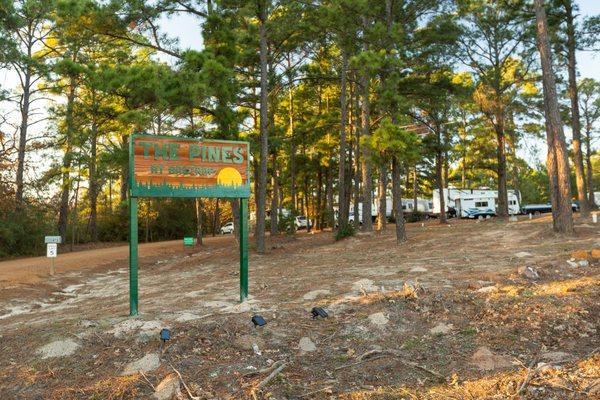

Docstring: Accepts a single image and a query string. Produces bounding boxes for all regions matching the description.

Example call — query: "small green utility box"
[183,237,195,247]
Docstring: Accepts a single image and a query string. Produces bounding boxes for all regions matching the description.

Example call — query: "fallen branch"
[515,356,540,397]
[298,386,333,398]
[139,370,155,391]
[337,349,445,381]
[255,362,288,391]
[335,355,386,371]
[170,364,200,400]
[243,359,286,378]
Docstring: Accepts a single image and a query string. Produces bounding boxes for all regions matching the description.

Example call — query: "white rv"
[401,198,434,214]
[349,198,433,223]
[433,188,521,218]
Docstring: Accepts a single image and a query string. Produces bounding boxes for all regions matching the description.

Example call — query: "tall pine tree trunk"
[326,166,334,228]
[360,71,373,231]
[535,0,574,234]
[353,81,361,230]
[270,154,279,235]
[256,0,269,252]
[565,0,589,217]
[585,127,596,207]
[288,75,297,214]
[14,36,34,209]
[58,79,77,242]
[337,49,349,231]
[196,198,203,246]
[377,163,387,231]
[392,156,406,243]
[436,123,447,224]
[494,110,509,218]
[412,166,418,211]
[88,103,99,242]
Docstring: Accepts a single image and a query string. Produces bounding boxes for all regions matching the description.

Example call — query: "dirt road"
[0,236,233,286]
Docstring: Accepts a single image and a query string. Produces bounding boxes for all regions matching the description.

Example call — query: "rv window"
[475,201,488,207]
[509,200,516,205]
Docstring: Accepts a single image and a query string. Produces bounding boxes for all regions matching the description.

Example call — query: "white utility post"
[45,236,61,276]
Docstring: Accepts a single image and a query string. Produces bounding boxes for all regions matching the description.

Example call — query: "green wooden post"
[239,197,248,302]
[129,196,139,316]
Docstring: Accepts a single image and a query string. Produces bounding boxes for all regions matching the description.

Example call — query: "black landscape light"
[311,307,328,319]
[160,328,171,343]
[251,315,266,327]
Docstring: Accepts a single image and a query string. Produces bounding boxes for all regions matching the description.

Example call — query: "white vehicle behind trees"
[220,222,234,234]
[432,188,521,218]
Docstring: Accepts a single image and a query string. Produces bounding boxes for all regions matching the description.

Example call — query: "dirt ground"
[0,216,598,399]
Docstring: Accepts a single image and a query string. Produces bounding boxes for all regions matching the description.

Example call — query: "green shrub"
[335,221,355,241]
[405,211,426,222]
[278,213,297,235]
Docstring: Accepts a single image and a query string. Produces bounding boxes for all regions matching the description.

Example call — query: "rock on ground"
[430,323,453,335]
[154,373,181,400]
[37,339,80,359]
[298,337,316,353]
[368,312,389,327]
[235,334,264,351]
[302,289,331,300]
[477,286,498,294]
[540,351,573,364]
[471,346,512,371]
[515,251,532,258]
[352,279,377,293]
[122,353,161,376]
[518,266,539,280]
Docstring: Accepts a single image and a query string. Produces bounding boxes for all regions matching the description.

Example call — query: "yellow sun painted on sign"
[217,167,243,186]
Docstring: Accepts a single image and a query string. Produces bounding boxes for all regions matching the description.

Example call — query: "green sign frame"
[128,134,250,316]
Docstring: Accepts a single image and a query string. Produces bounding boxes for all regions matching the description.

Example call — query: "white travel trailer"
[432,188,521,218]
[349,198,434,223]
[401,198,434,214]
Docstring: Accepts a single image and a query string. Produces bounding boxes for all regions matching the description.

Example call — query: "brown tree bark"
[377,163,387,231]
[353,80,361,230]
[360,17,373,231]
[14,23,36,209]
[392,156,407,243]
[412,166,418,211]
[535,0,574,234]
[316,167,323,230]
[256,0,269,252]
[270,154,279,235]
[436,123,447,224]
[494,110,509,219]
[584,127,596,207]
[564,0,589,217]
[337,49,349,231]
[196,198,203,246]
[58,79,77,242]
[360,71,373,231]
[88,92,99,242]
[326,166,334,228]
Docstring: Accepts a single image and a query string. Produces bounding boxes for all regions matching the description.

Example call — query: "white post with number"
[46,243,57,275]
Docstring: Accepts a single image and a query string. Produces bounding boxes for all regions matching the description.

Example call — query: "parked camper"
[521,203,579,215]
[348,203,377,224]
[432,188,521,218]
[401,198,434,216]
